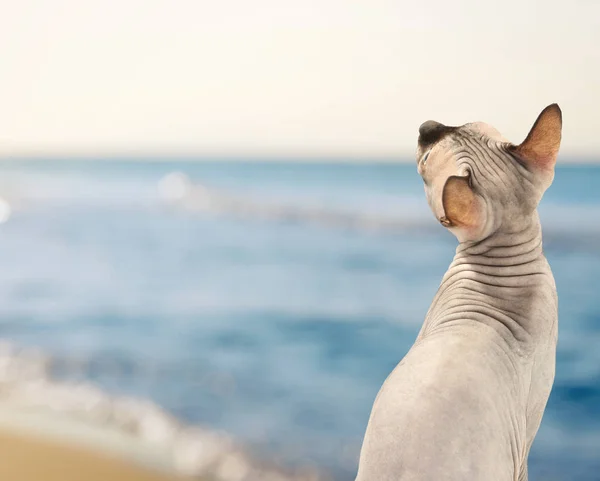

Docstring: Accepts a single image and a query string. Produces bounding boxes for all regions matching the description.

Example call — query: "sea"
[0,159,597,480]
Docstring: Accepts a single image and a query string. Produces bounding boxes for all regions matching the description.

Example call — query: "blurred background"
[0,1,599,480]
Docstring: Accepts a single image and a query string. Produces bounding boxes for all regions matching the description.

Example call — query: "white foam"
[0,197,11,224]
[158,172,192,203]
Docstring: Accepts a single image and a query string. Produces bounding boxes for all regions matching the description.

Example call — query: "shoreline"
[0,402,179,476]
[0,426,185,481]
[0,342,330,481]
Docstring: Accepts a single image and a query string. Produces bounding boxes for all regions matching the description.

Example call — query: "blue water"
[0,160,598,479]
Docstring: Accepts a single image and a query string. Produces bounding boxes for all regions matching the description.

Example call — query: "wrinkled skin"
[355,105,561,481]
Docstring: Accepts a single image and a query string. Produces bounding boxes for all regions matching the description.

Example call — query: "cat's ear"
[441,174,483,232]
[509,104,562,175]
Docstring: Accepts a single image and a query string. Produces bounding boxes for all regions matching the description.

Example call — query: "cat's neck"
[454,212,544,267]
[419,212,553,344]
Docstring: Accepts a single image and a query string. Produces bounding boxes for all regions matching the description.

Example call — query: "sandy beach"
[0,395,190,481]
[0,428,185,481]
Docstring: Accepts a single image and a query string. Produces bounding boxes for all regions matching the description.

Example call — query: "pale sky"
[1,0,599,159]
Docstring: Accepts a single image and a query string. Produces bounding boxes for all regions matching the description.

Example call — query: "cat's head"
[416,104,562,243]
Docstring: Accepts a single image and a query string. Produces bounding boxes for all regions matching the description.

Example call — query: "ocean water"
[0,159,598,480]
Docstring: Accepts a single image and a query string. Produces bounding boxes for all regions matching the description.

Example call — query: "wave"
[0,341,329,481]
[157,172,600,253]
[157,172,435,233]
[1,169,598,250]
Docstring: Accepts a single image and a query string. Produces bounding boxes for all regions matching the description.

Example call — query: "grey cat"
[355,105,562,481]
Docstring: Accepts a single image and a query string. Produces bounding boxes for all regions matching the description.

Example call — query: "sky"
[0,0,599,160]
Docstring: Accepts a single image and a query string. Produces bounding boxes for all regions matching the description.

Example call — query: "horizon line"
[0,152,598,165]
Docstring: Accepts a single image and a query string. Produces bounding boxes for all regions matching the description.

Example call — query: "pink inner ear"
[441,175,481,229]
[514,104,562,172]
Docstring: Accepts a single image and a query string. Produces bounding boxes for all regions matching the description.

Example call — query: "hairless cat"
[355,105,562,481]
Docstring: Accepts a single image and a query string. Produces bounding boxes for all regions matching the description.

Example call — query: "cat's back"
[355,331,520,481]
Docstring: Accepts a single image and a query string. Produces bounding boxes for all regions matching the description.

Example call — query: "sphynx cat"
[355,104,562,481]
